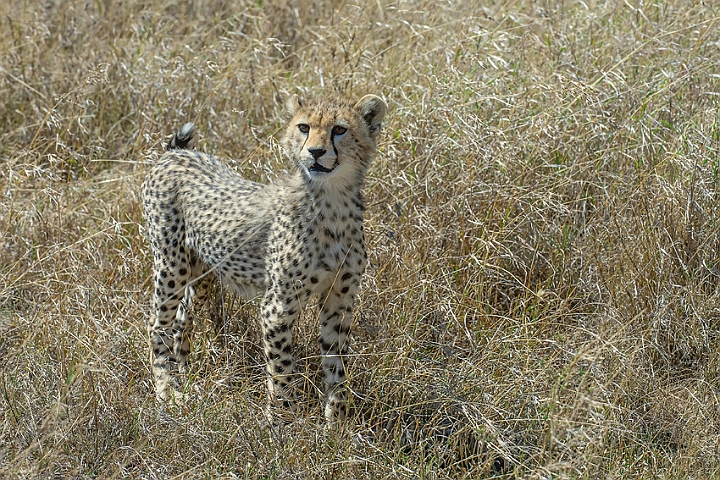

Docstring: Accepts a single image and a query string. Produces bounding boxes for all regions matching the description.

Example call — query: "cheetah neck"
[288,170,366,229]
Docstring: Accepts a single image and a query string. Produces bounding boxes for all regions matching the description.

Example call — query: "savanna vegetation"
[2,0,720,477]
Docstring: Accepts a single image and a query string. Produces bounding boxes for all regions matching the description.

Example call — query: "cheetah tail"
[167,122,195,150]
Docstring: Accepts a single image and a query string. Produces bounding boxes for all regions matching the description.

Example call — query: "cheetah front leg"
[260,286,300,422]
[319,270,360,423]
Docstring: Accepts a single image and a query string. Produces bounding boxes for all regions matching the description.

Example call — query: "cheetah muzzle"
[309,161,335,174]
[141,94,387,424]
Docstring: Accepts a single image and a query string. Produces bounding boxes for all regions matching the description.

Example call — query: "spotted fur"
[141,94,386,422]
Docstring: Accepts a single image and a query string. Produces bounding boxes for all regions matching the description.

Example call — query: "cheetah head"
[282,94,386,183]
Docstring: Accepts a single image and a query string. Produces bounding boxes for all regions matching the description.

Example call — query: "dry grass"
[2,0,720,478]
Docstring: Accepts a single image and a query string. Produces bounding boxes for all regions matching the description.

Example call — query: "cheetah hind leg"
[171,265,211,375]
[173,284,196,375]
[155,271,209,403]
[151,285,196,405]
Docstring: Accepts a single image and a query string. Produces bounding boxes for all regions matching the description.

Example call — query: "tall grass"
[1,0,719,477]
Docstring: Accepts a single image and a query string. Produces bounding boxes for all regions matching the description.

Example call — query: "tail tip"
[167,122,195,150]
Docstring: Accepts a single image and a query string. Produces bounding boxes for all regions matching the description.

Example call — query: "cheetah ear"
[285,95,303,116]
[355,94,387,139]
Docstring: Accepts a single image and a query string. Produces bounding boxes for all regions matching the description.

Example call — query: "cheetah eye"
[332,125,347,136]
[298,124,310,134]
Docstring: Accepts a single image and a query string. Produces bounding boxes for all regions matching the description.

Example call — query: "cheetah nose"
[308,147,326,160]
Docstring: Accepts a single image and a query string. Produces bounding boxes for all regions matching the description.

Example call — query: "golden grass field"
[2,0,720,478]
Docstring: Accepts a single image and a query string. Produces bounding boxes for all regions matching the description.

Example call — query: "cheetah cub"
[141,94,386,423]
